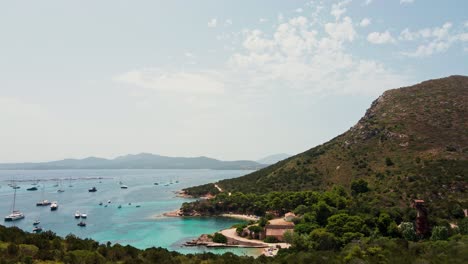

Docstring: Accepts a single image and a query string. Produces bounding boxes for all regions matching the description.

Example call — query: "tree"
[459,218,468,235]
[450,204,465,219]
[430,226,448,241]
[351,179,369,195]
[326,213,365,237]
[312,201,334,226]
[309,228,340,251]
[258,217,269,227]
[294,204,310,215]
[212,233,227,244]
[400,222,416,241]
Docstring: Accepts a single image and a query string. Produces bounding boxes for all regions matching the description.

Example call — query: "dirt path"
[214,184,223,192]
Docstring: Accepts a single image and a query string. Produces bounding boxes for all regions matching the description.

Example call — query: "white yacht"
[5,210,25,221]
[4,187,24,221]
[50,202,58,211]
[74,211,81,219]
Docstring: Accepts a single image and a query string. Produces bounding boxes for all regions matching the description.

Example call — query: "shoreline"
[220,213,259,221]
[158,209,260,221]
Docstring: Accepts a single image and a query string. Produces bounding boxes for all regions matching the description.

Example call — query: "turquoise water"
[0,169,259,256]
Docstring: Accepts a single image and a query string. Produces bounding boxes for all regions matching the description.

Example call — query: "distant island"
[0,153,267,170]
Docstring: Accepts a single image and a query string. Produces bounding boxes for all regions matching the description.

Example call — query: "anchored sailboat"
[4,187,25,221]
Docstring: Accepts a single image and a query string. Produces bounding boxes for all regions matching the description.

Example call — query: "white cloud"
[403,41,451,57]
[227,14,409,96]
[400,0,415,4]
[114,69,225,94]
[367,31,396,44]
[399,22,463,57]
[208,18,217,28]
[364,0,373,5]
[359,18,371,27]
[331,0,351,20]
[118,3,410,100]
[225,19,233,26]
[295,8,303,13]
[458,33,468,42]
[399,28,415,41]
[464,21,468,28]
[325,16,356,42]
[259,18,268,23]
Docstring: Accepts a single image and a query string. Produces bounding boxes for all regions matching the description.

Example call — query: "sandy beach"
[220,227,290,256]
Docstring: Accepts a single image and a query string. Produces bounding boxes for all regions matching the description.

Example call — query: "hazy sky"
[1,0,467,162]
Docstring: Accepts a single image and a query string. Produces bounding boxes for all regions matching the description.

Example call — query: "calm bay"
[0,169,259,256]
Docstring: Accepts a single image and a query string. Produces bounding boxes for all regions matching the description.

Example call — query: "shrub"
[351,179,369,195]
[430,226,449,241]
[385,157,394,166]
[459,218,468,235]
[400,222,416,241]
[264,236,279,243]
[212,233,227,244]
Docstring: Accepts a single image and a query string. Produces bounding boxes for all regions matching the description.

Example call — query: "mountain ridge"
[184,75,468,213]
[0,153,266,170]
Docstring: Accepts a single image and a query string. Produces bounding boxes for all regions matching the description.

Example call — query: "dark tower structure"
[411,199,429,237]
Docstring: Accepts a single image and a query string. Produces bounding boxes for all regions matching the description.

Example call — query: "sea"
[0,169,260,256]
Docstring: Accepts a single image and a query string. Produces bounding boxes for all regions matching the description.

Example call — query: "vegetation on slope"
[184,75,468,216]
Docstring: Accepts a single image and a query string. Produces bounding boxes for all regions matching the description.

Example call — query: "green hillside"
[184,75,468,217]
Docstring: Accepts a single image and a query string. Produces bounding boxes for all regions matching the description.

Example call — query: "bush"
[351,179,369,195]
[459,218,468,235]
[385,157,394,166]
[400,222,416,241]
[212,233,227,244]
[431,226,449,241]
[264,236,279,243]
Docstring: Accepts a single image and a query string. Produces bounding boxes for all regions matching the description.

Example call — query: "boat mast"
[12,187,17,213]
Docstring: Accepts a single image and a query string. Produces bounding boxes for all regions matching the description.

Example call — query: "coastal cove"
[0,169,261,256]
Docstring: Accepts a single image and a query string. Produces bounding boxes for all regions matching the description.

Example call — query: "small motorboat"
[104,204,108,207]
[57,189,65,193]
[74,211,80,219]
[128,203,132,205]
[77,221,86,227]
[107,200,111,204]
[33,226,43,233]
[120,185,128,189]
[81,213,87,219]
[154,183,159,185]
[118,205,122,209]
[135,205,141,208]
[36,200,51,206]
[33,219,40,225]
[88,187,97,192]
[27,186,38,191]
[99,202,103,206]
[12,185,20,189]
[50,202,58,211]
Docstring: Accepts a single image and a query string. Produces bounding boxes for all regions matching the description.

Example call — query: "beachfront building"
[264,218,294,242]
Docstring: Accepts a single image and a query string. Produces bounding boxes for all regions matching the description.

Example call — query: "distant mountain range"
[0,153,267,170]
[256,153,291,164]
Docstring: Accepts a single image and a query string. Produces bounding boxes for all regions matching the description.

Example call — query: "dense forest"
[0,220,467,263]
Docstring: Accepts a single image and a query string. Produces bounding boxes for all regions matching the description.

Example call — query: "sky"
[0,0,467,163]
